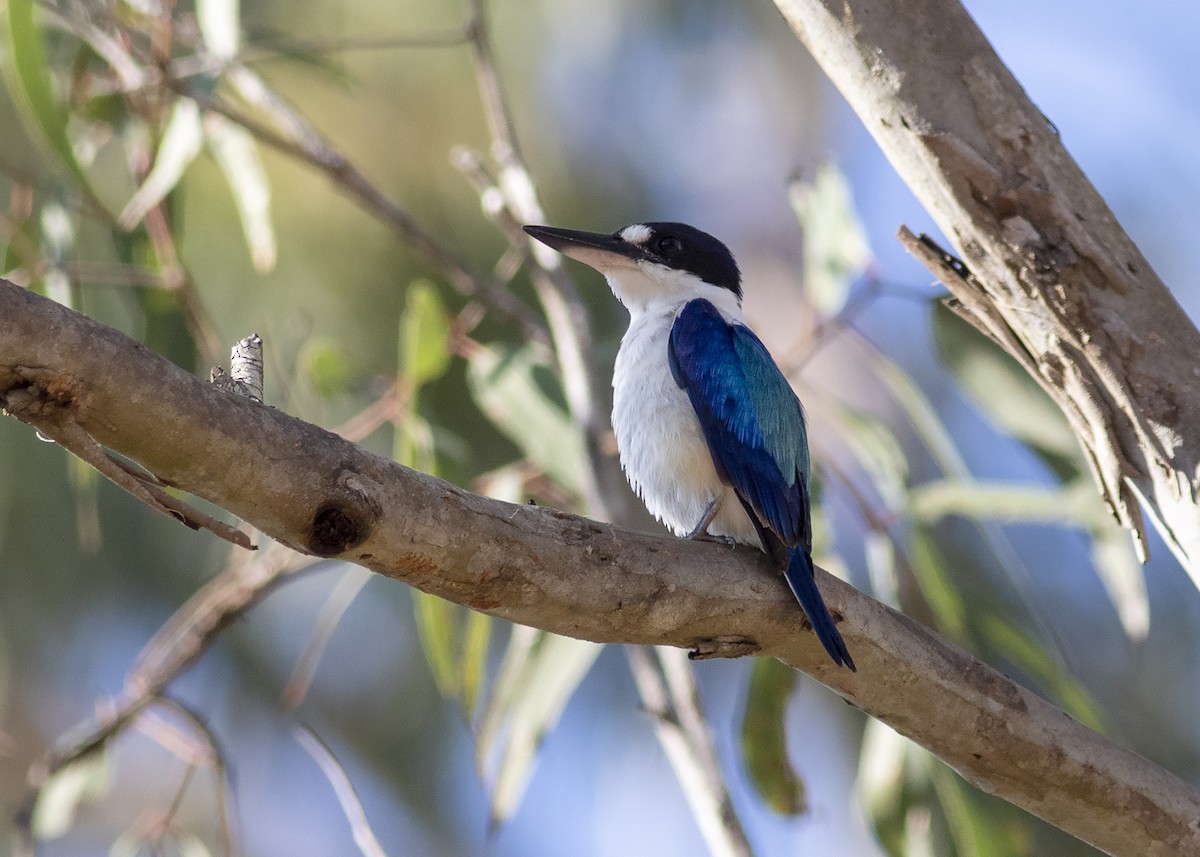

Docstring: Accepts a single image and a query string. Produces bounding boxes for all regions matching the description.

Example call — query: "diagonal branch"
[3,280,1198,856]
[773,0,1200,581]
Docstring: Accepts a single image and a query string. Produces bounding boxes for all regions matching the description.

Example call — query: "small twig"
[103,452,254,548]
[626,646,754,857]
[331,381,403,441]
[24,541,305,794]
[168,27,475,81]
[295,725,388,857]
[148,697,240,857]
[211,333,265,403]
[3,383,253,549]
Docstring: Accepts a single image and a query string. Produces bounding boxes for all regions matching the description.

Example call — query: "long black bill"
[522,225,643,267]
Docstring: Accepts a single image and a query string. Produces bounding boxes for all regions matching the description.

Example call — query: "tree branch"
[773,0,1200,580]
[3,281,1198,856]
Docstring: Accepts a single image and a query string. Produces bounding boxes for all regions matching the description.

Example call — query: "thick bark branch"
[774,0,1200,578]
[2,281,1198,855]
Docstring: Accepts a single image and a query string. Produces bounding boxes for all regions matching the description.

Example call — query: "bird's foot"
[683,498,722,539]
[691,532,738,546]
[689,636,760,660]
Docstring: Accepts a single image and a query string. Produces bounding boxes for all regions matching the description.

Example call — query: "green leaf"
[931,764,1032,857]
[932,302,1080,480]
[460,609,492,714]
[870,347,970,479]
[205,114,276,272]
[399,280,451,388]
[907,527,968,640]
[476,626,601,826]
[909,477,1150,642]
[0,0,90,188]
[858,718,913,855]
[910,528,1106,731]
[908,479,1093,527]
[830,402,908,510]
[789,161,871,316]
[413,592,465,696]
[394,284,489,717]
[466,342,585,496]
[31,752,110,839]
[119,99,203,229]
[741,658,805,815]
[298,338,353,398]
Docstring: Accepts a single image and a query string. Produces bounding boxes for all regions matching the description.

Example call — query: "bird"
[523,221,855,670]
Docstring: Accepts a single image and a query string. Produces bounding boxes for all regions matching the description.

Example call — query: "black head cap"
[630,222,742,299]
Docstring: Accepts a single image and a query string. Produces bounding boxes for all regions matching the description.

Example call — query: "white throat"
[605,262,743,322]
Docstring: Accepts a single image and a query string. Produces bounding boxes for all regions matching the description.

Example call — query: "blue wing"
[669,299,854,670]
[667,299,811,549]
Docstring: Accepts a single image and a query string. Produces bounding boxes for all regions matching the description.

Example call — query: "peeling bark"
[774,0,1200,580]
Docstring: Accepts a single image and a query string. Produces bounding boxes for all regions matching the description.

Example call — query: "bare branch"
[3,279,1198,856]
[774,0,1200,581]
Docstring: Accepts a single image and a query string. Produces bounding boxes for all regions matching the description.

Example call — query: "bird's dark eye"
[657,236,683,257]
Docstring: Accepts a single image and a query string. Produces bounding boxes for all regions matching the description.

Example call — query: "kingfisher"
[523,221,855,670]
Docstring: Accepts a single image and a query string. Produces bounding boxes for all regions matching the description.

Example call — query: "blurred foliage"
[740,657,805,816]
[0,1,1176,856]
[788,160,871,317]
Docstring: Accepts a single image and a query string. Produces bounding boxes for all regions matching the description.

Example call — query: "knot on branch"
[1,367,79,420]
[308,502,371,556]
[306,474,382,556]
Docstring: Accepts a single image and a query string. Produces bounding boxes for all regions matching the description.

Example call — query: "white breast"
[611,302,761,547]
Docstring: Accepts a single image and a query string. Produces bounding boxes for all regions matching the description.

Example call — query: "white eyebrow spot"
[619,224,652,246]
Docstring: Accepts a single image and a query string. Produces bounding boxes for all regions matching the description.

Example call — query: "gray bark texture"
[773,0,1200,579]
[2,279,1198,855]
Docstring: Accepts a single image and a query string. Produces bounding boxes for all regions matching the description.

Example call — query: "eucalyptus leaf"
[1090,523,1149,641]
[830,401,908,510]
[413,592,465,699]
[31,752,110,839]
[857,719,911,855]
[196,0,240,62]
[1,0,91,189]
[298,338,353,398]
[976,614,1105,732]
[740,657,805,815]
[870,346,970,478]
[477,628,602,826]
[205,114,276,272]
[399,280,451,387]
[789,161,871,316]
[908,479,1093,527]
[466,342,585,496]
[907,527,968,639]
[931,764,1031,857]
[119,99,203,229]
[394,282,489,715]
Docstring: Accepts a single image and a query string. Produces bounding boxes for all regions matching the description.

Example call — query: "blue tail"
[784,547,856,671]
